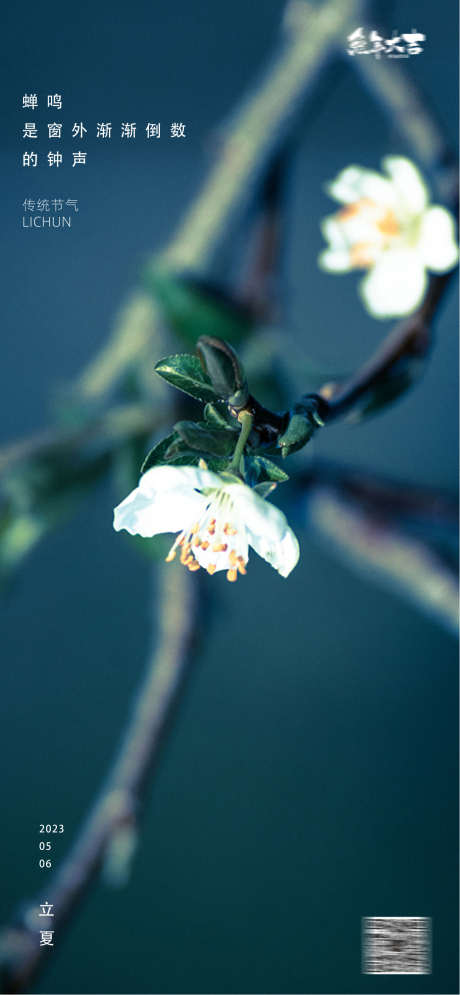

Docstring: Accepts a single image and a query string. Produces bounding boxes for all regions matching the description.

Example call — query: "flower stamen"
[350,242,378,268]
[166,489,251,580]
[377,210,399,237]
[236,556,246,575]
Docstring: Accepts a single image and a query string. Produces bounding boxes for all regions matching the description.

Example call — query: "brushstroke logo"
[347,28,425,58]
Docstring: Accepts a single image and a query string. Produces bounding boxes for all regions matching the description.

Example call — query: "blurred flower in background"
[319,156,458,318]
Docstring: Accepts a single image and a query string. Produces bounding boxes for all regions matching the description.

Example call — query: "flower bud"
[196,336,249,407]
[278,396,326,457]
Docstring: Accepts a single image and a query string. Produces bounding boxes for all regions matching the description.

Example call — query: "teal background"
[1,0,458,993]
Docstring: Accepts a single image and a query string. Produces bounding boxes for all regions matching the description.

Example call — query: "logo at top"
[347,28,425,58]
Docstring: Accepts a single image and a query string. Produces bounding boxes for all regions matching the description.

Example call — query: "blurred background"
[1,0,458,992]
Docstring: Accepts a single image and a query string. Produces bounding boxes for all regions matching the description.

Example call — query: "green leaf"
[146,434,229,473]
[140,433,219,474]
[203,402,232,428]
[162,440,202,466]
[254,456,289,482]
[196,336,248,405]
[140,433,178,475]
[165,445,229,473]
[154,354,217,403]
[250,455,289,484]
[145,264,254,346]
[253,481,277,498]
[174,420,236,457]
[200,454,230,473]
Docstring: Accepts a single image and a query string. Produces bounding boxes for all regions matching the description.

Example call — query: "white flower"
[113,464,300,581]
[319,156,458,318]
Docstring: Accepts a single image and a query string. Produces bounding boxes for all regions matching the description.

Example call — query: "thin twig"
[297,459,458,527]
[293,461,458,633]
[350,45,458,192]
[310,45,460,421]
[306,483,458,635]
[0,563,199,994]
[72,0,363,405]
[315,37,459,421]
[228,263,456,443]
[237,145,292,319]
[319,270,455,421]
[0,403,162,475]
[162,0,362,271]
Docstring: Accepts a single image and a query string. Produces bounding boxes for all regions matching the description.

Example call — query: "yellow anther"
[338,198,370,221]
[187,561,201,572]
[376,209,399,238]
[165,549,176,563]
[201,540,210,550]
[193,536,201,547]
[350,242,376,269]
[338,198,385,225]
[212,542,228,553]
[207,563,217,575]
[226,568,238,582]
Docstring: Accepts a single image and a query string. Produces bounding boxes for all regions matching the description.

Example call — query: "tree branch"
[71,0,363,405]
[294,462,458,634]
[305,481,458,635]
[0,563,199,994]
[350,43,458,191]
[297,460,458,528]
[318,269,456,422]
[0,403,162,475]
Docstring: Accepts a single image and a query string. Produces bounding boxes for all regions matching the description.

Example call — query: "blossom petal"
[138,464,224,497]
[359,249,427,318]
[327,166,395,207]
[320,215,348,250]
[417,206,459,272]
[383,156,428,215]
[228,485,299,578]
[318,248,352,272]
[114,484,206,538]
